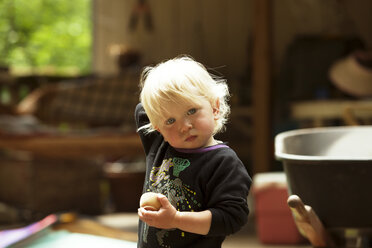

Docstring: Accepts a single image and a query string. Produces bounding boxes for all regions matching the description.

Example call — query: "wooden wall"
[273,0,372,73]
[93,0,372,77]
[93,0,252,77]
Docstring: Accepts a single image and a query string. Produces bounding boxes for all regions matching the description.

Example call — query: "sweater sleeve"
[135,103,148,130]
[134,103,162,155]
[204,150,252,236]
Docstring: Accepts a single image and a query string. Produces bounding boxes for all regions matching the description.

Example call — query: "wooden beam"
[251,0,272,174]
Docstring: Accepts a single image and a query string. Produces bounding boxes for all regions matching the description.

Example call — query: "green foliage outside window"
[0,0,92,76]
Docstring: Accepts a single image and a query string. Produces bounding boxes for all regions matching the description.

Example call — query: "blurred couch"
[0,69,145,221]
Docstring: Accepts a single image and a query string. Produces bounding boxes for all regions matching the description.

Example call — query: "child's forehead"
[158,92,202,106]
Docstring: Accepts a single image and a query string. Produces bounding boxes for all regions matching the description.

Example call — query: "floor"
[96,213,311,248]
[222,218,310,248]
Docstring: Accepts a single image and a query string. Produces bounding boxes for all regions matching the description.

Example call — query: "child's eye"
[166,118,176,125]
[187,108,197,115]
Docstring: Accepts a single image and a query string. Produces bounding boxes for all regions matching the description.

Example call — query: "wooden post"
[251,0,272,174]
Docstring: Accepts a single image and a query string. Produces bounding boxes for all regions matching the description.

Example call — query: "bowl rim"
[275,125,372,161]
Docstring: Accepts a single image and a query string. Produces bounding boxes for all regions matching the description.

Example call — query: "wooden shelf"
[291,100,372,126]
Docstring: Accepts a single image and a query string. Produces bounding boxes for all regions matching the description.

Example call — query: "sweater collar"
[174,143,228,154]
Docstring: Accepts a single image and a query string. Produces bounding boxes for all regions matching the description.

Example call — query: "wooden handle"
[287,195,334,247]
[287,194,309,221]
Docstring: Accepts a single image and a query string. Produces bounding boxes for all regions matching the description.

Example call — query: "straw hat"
[329,51,372,98]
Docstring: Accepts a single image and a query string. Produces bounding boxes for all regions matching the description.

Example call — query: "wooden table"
[54,217,138,242]
[0,132,143,159]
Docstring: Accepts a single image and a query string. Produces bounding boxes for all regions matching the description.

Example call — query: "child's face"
[155,98,219,149]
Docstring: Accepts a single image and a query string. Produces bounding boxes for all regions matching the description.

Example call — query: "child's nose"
[180,118,192,132]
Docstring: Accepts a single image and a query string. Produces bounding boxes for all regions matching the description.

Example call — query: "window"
[0,0,92,76]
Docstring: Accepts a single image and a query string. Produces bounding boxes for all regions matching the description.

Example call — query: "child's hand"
[138,194,179,230]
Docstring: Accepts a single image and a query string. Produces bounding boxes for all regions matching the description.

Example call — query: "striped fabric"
[44,70,140,128]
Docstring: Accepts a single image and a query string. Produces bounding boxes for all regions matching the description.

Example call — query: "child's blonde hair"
[139,55,230,134]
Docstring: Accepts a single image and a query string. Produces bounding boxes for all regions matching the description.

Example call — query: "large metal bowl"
[275,126,372,229]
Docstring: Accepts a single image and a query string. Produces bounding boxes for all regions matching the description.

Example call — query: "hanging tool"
[128,0,153,31]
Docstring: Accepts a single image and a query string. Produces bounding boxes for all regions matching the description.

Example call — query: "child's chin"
[180,144,203,150]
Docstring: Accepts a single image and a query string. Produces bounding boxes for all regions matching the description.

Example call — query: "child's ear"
[155,127,167,141]
[213,99,220,120]
[155,126,163,134]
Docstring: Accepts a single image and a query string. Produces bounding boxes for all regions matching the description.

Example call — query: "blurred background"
[0,0,371,246]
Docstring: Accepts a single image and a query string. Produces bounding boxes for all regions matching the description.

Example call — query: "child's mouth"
[185,135,197,142]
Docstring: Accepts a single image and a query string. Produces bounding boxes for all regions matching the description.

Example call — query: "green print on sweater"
[146,157,202,246]
[172,157,190,176]
[150,157,190,187]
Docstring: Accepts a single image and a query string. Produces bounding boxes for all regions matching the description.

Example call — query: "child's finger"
[138,208,145,219]
[157,194,170,207]
[138,208,154,223]
[140,207,157,218]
